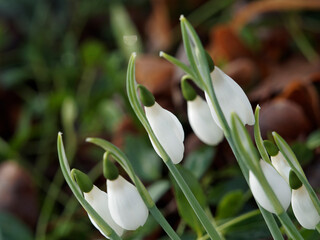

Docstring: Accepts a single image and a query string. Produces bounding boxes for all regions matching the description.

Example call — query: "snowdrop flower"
[107,175,149,230]
[249,160,291,214]
[138,85,184,164]
[181,78,223,145]
[71,169,124,238]
[204,66,254,128]
[290,171,320,229]
[264,140,300,184]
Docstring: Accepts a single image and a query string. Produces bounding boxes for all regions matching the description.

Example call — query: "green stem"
[166,160,225,240]
[218,209,260,232]
[278,213,304,240]
[316,222,320,234]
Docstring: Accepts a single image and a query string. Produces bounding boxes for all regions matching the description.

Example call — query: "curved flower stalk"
[249,160,291,214]
[289,171,320,230]
[204,66,254,129]
[181,78,224,146]
[107,175,149,230]
[138,85,184,164]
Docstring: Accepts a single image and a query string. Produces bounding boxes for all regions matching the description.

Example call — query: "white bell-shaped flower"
[107,176,149,230]
[84,185,124,238]
[204,66,254,128]
[292,185,320,229]
[271,152,291,184]
[145,102,185,164]
[187,96,223,145]
[249,160,291,214]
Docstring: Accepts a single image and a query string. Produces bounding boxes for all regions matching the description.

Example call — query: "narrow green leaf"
[254,106,271,164]
[216,190,245,220]
[170,165,206,236]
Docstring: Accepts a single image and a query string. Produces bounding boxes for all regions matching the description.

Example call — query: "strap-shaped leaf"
[254,106,271,164]
[57,133,121,240]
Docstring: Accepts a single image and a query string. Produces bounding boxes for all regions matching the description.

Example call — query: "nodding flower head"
[204,66,254,128]
[139,85,185,164]
[107,175,149,230]
[181,78,223,145]
[290,171,320,229]
[71,169,124,238]
[249,160,291,214]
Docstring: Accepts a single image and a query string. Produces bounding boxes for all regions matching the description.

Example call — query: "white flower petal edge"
[187,96,224,145]
[84,185,124,238]
[249,160,291,214]
[107,176,149,230]
[145,102,184,164]
[292,185,320,229]
[204,66,254,128]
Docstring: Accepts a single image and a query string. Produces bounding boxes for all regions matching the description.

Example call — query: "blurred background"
[0,0,320,239]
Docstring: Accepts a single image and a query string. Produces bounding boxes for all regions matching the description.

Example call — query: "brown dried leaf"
[146,0,172,52]
[135,54,174,94]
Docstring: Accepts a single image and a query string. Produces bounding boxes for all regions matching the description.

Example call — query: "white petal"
[187,96,224,145]
[204,67,254,128]
[271,152,302,184]
[145,102,184,164]
[84,185,124,237]
[249,160,291,214]
[292,185,320,229]
[107,176,149,230]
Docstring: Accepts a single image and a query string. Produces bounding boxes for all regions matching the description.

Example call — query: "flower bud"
[107,176,149,230]
[249,160,291,214]
[84,185,124,238]
[204,66,254,128]
[144,102,184,164]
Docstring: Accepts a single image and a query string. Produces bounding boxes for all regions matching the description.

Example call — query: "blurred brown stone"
[0,161,38,229]
[259,98,311,142]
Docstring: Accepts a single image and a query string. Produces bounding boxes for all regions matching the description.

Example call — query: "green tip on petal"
[103,152,119,181]
[289,170,302,190]
[181,77,197,101]
[71,169,93,193]
[205,51,215,72]
[263,140,279,157]
[137,85,155,107]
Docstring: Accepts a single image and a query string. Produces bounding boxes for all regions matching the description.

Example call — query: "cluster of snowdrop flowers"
[71,152,148,238]
[248,139,320,229]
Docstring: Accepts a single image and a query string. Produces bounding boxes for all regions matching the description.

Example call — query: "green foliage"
[0,212,33,240]
[170,165,207,236]
[216,190,245,220]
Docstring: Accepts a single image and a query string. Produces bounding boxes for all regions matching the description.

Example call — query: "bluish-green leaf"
[216,190,245,220]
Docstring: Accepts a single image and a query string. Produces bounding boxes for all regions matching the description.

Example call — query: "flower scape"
[57,16,320,240]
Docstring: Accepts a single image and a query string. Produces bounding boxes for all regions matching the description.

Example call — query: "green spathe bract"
[103,152,119,181]
[181,77,197,101]
[137,85,155,107]
[71,169,93,193]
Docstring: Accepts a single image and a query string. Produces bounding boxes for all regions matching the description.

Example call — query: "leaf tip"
[179,14,185,21]
[159,51,164,57]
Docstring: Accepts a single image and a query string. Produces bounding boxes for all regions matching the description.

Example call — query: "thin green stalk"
[316,222,320,234]
[126,53,224,240]
[278,213,304,240]
[86,137,181,240]
[166,160,224,240]
[218,209,260,232]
